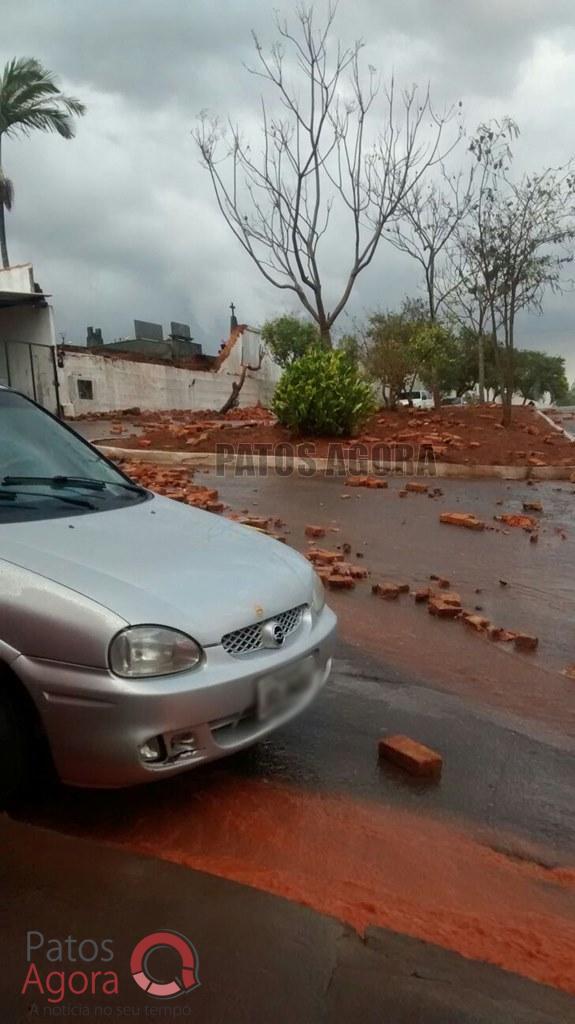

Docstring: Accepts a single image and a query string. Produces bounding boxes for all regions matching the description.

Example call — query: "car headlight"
[109,625,203,678]
[311,571,326,615]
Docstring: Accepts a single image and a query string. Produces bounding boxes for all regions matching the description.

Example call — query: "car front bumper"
[16,606,337,787]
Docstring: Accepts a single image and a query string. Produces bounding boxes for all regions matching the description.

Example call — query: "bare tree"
[386,164,474,323]
[442,240,492,401]
[458,120,575,425]
[194,4,459,346]
[219,345,265,414]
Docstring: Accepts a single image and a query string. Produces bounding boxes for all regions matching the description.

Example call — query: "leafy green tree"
[452,328,500,398]
[514,350,569,404]
[412,323,459,408]
[261,315,318,368]
[0,57,86,267]
[363,301,426,408]
[272,346,376,436]
[563,381,575,406]
[337,333,360,367]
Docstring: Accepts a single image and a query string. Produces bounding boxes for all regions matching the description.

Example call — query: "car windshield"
[0,390,149,522]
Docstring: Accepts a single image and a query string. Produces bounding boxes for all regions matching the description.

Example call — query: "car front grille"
[221,604,306,656]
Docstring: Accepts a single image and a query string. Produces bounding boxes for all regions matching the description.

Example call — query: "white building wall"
[0,263,35,295]
[0,303,56,346]
[60,330,282,417]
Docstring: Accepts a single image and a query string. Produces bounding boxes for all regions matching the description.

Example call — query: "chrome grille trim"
[221,604,306,656]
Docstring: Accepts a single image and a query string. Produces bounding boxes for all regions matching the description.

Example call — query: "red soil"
[97,405,575,467]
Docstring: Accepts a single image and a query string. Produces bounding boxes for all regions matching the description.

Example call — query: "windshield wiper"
[3,475,106,491]
[2,475,146,496]
[0,487,95,510]
[0,492,37,510]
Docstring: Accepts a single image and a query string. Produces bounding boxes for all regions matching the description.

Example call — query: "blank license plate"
[257,657,314,721]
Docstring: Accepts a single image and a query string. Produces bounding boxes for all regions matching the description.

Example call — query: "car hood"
[0,495,313,645]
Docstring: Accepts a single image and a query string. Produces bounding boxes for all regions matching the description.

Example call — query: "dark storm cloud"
[0,0,574,371]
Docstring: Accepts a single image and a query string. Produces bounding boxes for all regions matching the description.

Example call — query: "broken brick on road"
[378,735,443,779]
[345,476,388,489]
[440,512,486,531]
[514,633,539,652]
[305,525,327,539]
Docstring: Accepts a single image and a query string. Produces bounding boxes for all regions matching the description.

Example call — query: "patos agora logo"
[130,930,201,999]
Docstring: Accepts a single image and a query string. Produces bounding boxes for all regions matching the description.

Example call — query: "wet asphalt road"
[16,642,575,863]
[5,642,575,1019]
[11,427,575,1016]
[4,813,575,1024]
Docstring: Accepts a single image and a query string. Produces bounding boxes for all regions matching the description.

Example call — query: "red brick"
[371,581,408,599]
[406,482,429,494]
[307,548,343,565]
[326,574,355,590]
[488,626,517,643]
[440,512,485,531]
[305,525,327,539]
[378,735,442,778]
[495,513,537,531]
[462,613,490,632]
[345,476,388,489]
[514,633,539,652]
[428,595,461,618]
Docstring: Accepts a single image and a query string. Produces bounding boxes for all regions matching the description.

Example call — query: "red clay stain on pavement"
[56,777,575,996]
[331,594,575,737]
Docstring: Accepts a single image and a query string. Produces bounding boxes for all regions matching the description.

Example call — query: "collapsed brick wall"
[59,328,281,416]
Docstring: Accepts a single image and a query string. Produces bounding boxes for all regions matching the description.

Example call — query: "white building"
[0,263,59,413]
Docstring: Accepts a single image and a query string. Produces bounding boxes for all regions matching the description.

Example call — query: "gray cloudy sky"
[1,0,575,374]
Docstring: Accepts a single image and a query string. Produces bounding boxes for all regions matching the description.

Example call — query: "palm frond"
[0,56,86,138]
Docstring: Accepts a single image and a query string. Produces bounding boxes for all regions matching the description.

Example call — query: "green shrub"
[272,347,376,436]
[261,315,318,368]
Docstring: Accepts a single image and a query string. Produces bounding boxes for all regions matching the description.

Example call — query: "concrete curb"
[536,407,575,442]
[96,444,575,481]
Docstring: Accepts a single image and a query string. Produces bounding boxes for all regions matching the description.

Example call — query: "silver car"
[0,387,336,798]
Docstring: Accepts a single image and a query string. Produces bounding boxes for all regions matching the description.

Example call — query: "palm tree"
[0,58,86,269]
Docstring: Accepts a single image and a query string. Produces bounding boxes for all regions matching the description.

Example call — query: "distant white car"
[398,390,434,410]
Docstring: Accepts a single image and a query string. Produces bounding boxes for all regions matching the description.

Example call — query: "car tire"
[0,690,44,807]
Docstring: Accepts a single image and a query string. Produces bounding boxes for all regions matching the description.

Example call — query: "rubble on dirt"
[378,734,443,778]
[118,460,224,512]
